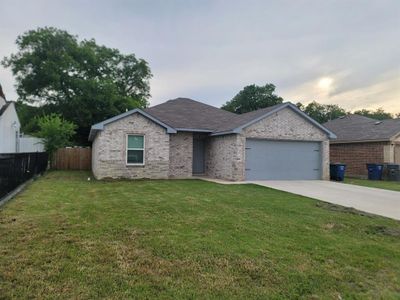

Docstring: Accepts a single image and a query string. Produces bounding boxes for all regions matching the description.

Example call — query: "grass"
[345,177,400,192]
[0,171,399,299]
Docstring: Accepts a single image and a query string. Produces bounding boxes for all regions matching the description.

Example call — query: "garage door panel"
[245,139,321,180]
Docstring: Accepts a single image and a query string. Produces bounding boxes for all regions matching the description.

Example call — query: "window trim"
[126,134,145,166]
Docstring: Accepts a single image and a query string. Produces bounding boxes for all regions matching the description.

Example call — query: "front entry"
[193,135,205,174]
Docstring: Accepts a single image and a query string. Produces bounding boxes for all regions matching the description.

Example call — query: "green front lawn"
[1,171,400,299]
[345,178,400,192]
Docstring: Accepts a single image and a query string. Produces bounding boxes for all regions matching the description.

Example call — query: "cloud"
[0,0,399,112]
[283,71,400,112]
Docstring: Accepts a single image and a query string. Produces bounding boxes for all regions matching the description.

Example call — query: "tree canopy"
[296,101,347,123]
[221,83,397,123]
[15,101,44,134]
[2,27,152,144]
[36,114,77,158]
[221,84,283,114]
[353,108,395,120]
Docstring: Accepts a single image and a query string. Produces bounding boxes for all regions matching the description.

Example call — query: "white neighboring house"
[0,95,44,153]
[19,134,45,153]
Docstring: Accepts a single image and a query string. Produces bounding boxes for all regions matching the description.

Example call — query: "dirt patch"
[322,223,343,230]
[366,225,400,237]
[316,202,375,218]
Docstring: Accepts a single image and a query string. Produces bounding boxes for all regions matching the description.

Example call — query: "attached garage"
[90,98,336,181]
[238,104,336,181]
[245,139,322,180]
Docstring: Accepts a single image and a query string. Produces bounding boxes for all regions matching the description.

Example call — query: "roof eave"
[88,128,100,141]
[389,131,400,141]
[175,128,214,133]
[88,108,177,141]
[210,129,239,136]
[330,138,391,144]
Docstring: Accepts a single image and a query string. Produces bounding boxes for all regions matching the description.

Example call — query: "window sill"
[126,163,145,167]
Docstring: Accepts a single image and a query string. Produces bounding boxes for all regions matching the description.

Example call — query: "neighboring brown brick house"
[324,115,400,177]
[89,98,336,181]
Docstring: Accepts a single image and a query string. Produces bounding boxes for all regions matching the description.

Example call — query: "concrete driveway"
[249,180,400,220]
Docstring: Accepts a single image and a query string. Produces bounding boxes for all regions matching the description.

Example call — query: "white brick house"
[89,98,336,181]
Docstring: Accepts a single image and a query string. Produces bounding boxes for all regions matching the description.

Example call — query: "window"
[126,135,144,165]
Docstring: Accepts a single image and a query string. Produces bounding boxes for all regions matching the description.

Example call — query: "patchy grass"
[0,171,400,299]
[345,178,400,192]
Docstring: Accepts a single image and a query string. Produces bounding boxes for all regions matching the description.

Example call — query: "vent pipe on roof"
[374,121,383,125]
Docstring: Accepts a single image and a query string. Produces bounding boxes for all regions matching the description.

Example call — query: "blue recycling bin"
[330,163,346,181]
[366,163,383,180]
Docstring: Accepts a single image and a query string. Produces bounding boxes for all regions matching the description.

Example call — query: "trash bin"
[382,163,390,180]
[366,163,384,180]
[330,163,346,181]
[386,164,400,181]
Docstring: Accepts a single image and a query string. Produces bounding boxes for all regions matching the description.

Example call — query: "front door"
[193,136,205,174]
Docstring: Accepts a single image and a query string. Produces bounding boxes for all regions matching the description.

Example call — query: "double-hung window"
[126,135,144,165]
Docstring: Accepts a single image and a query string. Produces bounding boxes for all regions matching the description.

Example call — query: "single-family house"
[324,115,400,177]
[89,98,336,181]
[0,84,44,154]
[0,93,21,153]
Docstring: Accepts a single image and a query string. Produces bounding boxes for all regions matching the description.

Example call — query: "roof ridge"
[238,102,287,117]
[324,114,378,125]
[149,97,238,116]
[348,114,377,121]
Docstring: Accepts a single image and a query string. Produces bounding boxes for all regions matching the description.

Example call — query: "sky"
[0,0,399,113]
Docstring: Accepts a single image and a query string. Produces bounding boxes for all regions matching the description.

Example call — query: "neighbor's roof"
[89,98,336,141]
[323,114,400,143]
[0,101,11,117]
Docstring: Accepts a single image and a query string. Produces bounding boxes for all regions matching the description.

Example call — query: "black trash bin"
[330,163,346,181]
[366,163,384,180]
[386,164,400,181]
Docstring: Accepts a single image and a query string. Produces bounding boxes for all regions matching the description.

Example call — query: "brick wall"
[243,107,330,180]
[204,107,331,181]
[205,134,245,181]
[169,132,193,178]
[330,142,388,177]
[92,113,170,179]
[396,144,400,164]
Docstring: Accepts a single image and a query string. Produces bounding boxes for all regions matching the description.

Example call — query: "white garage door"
[245,139,322,180]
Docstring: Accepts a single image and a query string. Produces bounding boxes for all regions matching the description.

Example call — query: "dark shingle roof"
[144,98,238,131]
[0,101,10,117]
[144,98,291,133]
[323,114,400,142]
[89,98,335,140]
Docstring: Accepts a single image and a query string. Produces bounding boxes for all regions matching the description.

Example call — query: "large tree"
[353,108,394,120]
[2,27,152,144]
[221,83,284,114]
[296,101,347,123]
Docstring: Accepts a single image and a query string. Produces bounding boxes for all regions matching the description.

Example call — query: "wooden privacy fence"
[52,147,91,170]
